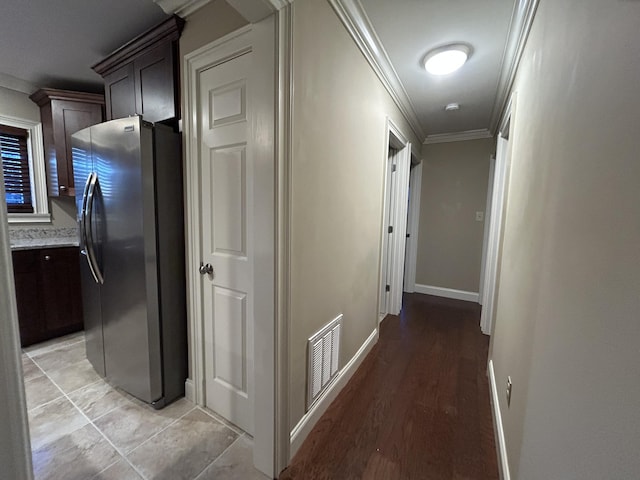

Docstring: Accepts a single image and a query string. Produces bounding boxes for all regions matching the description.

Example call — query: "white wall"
[289,0,421,429]
[489,0,640,478]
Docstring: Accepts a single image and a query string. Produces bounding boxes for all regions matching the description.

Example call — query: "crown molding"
[154,0,212,17]
[489,0,540,134]
[267,0,294,8]
[158,0,293,21]
[0,73,37,95]
[424,129,493,145]
[328,0,425,142]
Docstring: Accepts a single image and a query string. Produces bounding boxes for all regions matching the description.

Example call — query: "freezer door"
[72,127,105,377]
[92,117,162,403]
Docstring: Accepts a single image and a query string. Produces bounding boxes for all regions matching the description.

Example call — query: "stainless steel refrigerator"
[72,116,186,408]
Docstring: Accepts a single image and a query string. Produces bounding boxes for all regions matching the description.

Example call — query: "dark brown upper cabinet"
[92,15,185,125]
[30,89,105,198]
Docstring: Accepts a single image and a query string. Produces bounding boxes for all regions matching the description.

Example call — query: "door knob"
[199,262,214,276]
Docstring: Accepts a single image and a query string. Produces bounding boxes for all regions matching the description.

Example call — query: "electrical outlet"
[506,376,513,407]
[475,211,484,221]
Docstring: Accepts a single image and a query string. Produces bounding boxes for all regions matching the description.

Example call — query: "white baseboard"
[415,284,479,303]
[290,327,379,457]
[184,378,195,403]
[488,360,510,480]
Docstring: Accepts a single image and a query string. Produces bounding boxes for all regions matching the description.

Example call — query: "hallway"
[280,293,498,480]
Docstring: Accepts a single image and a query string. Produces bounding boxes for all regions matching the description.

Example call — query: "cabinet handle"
[44,255,51,261]
[59,185,68,191]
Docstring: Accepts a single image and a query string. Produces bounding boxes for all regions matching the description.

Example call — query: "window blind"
[0,124,33,213]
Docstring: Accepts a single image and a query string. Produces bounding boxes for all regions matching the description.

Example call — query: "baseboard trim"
[184,378,195,403]
[488,360,510,480]
[290,327,379,458]
[414,284,479,303]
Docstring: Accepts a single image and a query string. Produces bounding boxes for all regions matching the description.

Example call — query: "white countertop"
[9,227,79,251]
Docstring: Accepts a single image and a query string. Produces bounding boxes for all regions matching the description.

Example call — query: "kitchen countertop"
[9,227,79,251]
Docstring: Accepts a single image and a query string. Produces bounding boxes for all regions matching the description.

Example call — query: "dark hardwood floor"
[279,293,498,480]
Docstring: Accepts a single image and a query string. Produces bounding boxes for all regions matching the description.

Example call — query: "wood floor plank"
[280,293,498,480]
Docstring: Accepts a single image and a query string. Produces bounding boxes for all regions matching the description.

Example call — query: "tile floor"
[22,332,269,480]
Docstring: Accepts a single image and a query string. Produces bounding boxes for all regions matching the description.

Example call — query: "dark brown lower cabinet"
[12,247,83,347]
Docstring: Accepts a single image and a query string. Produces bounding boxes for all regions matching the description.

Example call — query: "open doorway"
[378,119,412,320]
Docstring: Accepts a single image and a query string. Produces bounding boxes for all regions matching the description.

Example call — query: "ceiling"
[0,0,168,93]
[359,0,516,137]
[0,0,516,138]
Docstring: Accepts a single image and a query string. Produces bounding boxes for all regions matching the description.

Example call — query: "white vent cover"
[307,314,342,410]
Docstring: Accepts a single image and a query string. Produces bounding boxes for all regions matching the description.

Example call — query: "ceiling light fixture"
[424,44,471,76]
[445,103,460,111]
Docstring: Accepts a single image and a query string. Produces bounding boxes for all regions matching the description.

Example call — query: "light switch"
[476,211,484,222]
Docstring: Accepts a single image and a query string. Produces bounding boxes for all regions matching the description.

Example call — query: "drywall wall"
[488,0,640,478]
[0,86,77,229]
[0,86,39,121]
[289,0,422,429]
[415,138,494,293]
[179,0,248,61]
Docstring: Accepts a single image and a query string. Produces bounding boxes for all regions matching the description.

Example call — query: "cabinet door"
[40,248,83,337]
[11,250,45,346]
[104,63,136,120]
[51,100,103,196]
[134,41,177,123]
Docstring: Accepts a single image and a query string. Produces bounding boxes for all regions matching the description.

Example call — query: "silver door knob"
[44,255,51,261]
[199,263,214,276]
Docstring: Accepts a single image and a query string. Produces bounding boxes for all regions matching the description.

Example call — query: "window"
[1,124,33,213]
[0,115,49,223]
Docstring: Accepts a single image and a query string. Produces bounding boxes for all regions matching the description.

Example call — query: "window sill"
[7,213,52,224]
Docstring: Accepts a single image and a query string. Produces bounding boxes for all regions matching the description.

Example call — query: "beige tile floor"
[22,332,269,480]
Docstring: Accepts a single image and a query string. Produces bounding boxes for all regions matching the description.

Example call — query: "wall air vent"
[307,314,343,410]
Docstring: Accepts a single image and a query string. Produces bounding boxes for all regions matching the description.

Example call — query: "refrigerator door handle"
[85,172,104,284]
[79,172,92,258]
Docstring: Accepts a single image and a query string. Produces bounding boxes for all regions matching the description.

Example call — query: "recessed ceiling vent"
[307,314,343,410]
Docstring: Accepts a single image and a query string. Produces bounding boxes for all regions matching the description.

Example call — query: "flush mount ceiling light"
[424,44,471,76]
[445,103,460,111]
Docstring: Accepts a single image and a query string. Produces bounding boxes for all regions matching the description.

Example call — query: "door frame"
[480,94,516,335]
[0,179,33,478]
[379,118,412,318]
[478,153,496,303]
[183,18,278,476]
[403,155,422,293]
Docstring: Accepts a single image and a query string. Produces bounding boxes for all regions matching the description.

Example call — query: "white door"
[199,51,254,434]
